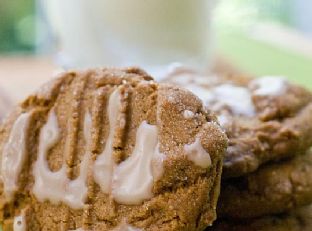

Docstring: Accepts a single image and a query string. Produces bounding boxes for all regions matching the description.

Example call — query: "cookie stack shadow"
[163,69,312,231]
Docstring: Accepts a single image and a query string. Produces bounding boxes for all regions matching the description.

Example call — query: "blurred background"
[0,0,311,104]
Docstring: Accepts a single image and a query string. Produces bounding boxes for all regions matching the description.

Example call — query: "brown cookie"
[0,68,227,231]
[218,150,312,219]
[207,205,312,231]
[163,68,312,177]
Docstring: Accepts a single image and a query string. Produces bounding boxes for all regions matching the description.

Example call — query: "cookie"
[163,68,312,177]
[0,68,227,231]
[218,150,312,219]
[207,205,312,231]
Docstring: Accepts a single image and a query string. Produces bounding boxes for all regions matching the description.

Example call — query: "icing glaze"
[164,66,217,86]
[13,214,26,231]
[217,113,230,128]
[93,89,121,193]
[113,222,142,231]
[1,112,32,201]
[112,121,164,205]
[250,76,287,96]
[184,137,211,168]
[32,111,91,209]
[211,84,255,117]
[183,110,195,119]
[30,88,165,207]
[185,84,255,117]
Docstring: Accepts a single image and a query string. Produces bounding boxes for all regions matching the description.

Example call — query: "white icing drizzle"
[183,110,195,119]
[13,214,26,231]
[184,137,211,168]
[210,84,255,117]
[93,89,121,193]
[217,112,230,128]
[28,88,166,207]
[32,110,91,209]
[112,121,164,205]
[113,222,142,231]
[1,112,32,201]
[185,84,256,117]
[250,76,287,96]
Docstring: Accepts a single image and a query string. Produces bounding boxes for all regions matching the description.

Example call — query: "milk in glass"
[42,0,215,78]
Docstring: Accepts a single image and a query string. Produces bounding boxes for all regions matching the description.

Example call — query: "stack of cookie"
[0,68,228,230]
[163,68,312,231]
[0,66,311,230]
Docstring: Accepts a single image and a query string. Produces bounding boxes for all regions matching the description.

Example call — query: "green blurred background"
[214,0,312,88]
[0,0,36,52]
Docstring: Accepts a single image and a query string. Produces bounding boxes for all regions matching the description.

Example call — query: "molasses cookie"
[0,68,227,231]
[219,150,312,219]
[163,68,312,177]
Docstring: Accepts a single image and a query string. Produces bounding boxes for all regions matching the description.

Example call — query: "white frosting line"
[217,113,230,128]
[184,137,211,168]
[14,214,26,231]
[30,88,165,208]
[1,112,32,201]
[32,110,91,209]
[185,84,256,117]
[113,222,142,231]
[112,121,164,205]
[93,89,121,193]
[183,110,195,119]
[211,84,255,117]
[32,110,67,205]
[250,76,287,96]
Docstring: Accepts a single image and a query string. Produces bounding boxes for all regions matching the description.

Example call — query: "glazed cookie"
[163,68,312,177]
[207,205,312,231]
[218,150,312,219]
[0,68,227,231]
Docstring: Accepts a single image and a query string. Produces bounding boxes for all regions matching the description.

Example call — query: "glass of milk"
[41,0,216,79]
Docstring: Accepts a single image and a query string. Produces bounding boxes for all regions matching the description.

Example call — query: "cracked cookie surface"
[0,67,227,231]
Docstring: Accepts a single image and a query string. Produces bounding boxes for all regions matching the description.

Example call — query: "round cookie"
[0,68,227,231]
[207,205,312,231]
[218,150,312,219]
[163,68,312,177]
